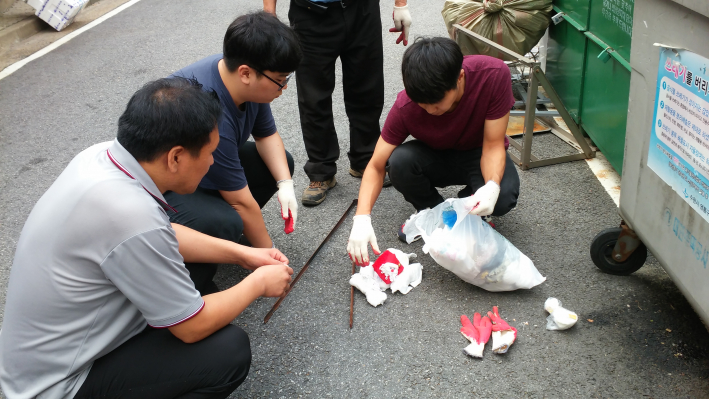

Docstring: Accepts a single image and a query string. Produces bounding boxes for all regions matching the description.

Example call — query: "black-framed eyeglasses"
[254,68,294,91]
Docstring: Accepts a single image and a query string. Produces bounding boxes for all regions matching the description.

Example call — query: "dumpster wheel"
[590,227,648,275]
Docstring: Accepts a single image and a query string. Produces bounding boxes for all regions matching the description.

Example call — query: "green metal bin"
[588,0,633,61]
[546,9,588,123]
[580,32,631,174]
[546,0,634,173]
[552,0,590,30]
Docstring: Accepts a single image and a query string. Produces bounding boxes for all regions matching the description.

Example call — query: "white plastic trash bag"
[402,198,545,292]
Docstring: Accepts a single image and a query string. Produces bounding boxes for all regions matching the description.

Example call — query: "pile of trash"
[402,198,546,292]
[442,0,553,58]
[349,248,422,307]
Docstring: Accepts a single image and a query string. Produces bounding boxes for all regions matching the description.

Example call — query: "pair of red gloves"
[460,306,517,358]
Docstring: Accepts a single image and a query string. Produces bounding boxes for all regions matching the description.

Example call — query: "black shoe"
[349,168,392,187]
[397,223,421,243]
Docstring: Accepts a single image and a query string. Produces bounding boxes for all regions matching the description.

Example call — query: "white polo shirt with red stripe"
[0,140,204,399]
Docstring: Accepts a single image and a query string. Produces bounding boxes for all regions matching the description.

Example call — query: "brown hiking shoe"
[301,176,337,206]
[349,168,392,187]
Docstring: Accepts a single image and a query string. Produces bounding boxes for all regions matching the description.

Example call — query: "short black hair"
[117,77,222,162]
[223,11,302,73]
[402,37,464,104]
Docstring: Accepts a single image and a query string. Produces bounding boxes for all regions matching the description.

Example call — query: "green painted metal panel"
[546,20,587,123]
[580,37,631,174]
[588,0,634,61]
[552,1,591,30]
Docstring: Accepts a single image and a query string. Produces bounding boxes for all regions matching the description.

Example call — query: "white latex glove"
[467,180,500,216]
[390,5,412,46]
[347,215,380,266]
[277,179,298,231]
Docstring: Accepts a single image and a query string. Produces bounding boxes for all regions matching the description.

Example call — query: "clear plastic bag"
[403,198,545,292]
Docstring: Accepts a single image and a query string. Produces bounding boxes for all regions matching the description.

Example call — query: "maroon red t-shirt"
[381,55,514,150]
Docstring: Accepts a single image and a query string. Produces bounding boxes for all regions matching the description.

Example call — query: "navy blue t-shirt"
[171,54,277,191]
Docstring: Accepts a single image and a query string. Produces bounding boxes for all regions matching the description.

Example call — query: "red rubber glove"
[460,313,492,358]
[488,306,517,354]
[283,209,294,234]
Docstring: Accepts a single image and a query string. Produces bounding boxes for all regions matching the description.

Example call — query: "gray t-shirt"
[0,140,204,399]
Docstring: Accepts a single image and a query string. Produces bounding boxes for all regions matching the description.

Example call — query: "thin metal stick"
[264,199,358,324]
[350,260,355,329]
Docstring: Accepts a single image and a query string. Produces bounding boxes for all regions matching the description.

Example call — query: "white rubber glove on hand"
[467,180,500,216]
[347,215,380,266]
[277,180,298,232]
[390,5,412,45]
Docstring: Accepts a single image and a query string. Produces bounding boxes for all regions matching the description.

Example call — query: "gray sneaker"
[349,167,392,187]
[301,176,337,206]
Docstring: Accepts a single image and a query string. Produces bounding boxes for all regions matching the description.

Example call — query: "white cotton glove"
[390,5,412,46]
[389,262,422,295]
[466,180,500,216]
[277,179,298,233]
[350,266,388,307]
[347,215,380,266]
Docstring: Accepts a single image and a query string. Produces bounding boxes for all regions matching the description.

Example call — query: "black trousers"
[75,325,251,399]
[164,142,295,294]
[388,141,520,214]
[288,0,384,181]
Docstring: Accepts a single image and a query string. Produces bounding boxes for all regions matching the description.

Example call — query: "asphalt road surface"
[0,0,707,397]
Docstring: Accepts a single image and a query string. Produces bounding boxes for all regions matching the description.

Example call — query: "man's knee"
[207,325,252,386]
[199,207,244,243]
[387,144,419,188]
[493,181,520,216]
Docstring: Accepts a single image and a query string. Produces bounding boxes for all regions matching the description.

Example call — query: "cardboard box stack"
[26,0,90,31]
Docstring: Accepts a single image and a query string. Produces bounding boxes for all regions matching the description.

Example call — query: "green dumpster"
[546,12,587,123]
[552,0,590,30]
[580,32,631,174]
[547,0,634,173]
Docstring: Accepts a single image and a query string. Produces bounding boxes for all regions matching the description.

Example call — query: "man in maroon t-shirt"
[346,37,520,265]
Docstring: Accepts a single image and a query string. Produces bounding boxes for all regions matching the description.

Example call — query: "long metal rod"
[264,199,358,324]
[349,260,355,329]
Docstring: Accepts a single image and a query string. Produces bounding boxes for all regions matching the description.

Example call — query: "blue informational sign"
[648,48,709,223]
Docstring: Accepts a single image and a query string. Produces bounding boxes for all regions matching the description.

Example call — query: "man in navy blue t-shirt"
[165,12,303,294]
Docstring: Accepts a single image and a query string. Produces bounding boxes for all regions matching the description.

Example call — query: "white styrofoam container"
[34,0,89,31]
[26,0,45,10]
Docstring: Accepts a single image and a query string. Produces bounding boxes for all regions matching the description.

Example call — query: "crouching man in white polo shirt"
[0,77,293,399]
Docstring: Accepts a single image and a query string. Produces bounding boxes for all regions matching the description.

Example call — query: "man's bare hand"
[251,264,294,297]
[239,247,289,270]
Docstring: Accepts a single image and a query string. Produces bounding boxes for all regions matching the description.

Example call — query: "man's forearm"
[264,0,277,13]
[232,200,272,248]
[255,133,291,182]
[172,223,247,264]
[480,145,506,185]
[169,273,263,343]
[356,165,386,215]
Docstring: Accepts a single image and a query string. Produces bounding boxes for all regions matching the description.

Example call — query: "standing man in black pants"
[264,0,412,206]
